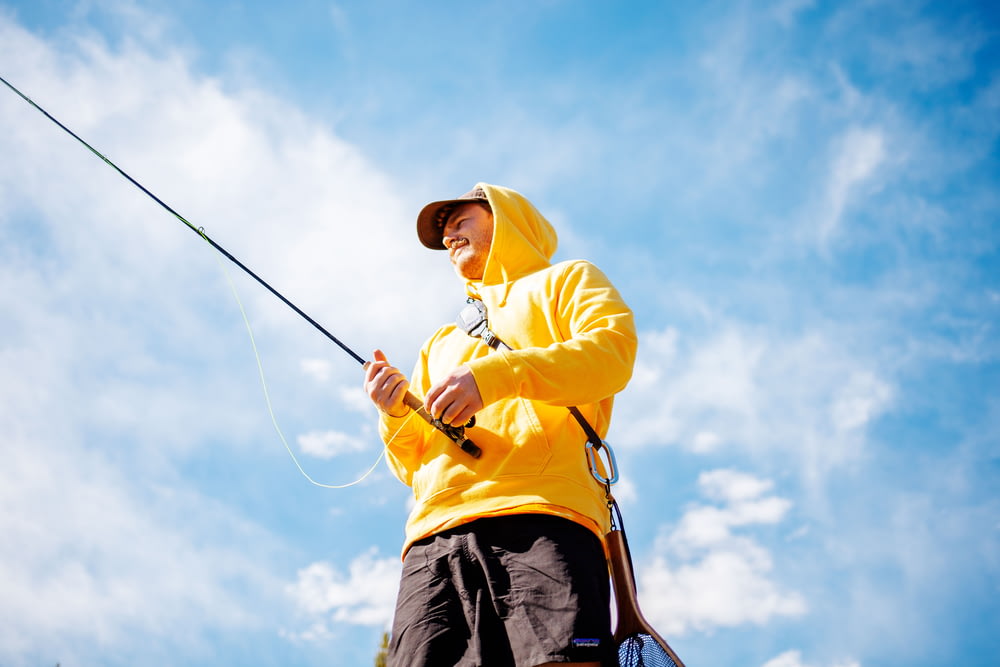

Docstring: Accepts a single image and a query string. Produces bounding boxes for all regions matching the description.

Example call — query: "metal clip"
[457,299,489,338]
[586,439,619,486]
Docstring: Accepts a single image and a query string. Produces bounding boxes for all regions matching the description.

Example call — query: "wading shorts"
[387,514,613,667]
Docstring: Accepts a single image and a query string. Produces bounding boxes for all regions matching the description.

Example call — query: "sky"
[0,0,997,665]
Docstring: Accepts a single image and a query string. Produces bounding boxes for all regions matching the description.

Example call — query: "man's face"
[442,202,494,281]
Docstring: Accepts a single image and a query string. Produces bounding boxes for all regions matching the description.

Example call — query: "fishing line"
[1,71,390,486]
[1,71,482,460]
[0,72,365,365]
[213,251,398,489]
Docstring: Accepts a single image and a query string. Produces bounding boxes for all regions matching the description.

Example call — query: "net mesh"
[618,633,680,667]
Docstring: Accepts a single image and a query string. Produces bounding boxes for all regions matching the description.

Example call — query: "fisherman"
[364,183,637,667]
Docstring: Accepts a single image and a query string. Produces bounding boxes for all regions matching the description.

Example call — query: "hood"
[473,183,558,301]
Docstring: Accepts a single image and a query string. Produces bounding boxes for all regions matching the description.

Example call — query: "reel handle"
[364,362,481,459]
[403,391,482,458]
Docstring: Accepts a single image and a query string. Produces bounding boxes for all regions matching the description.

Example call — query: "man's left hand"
[425,365,484,426]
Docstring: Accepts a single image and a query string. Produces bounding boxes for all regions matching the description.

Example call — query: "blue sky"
[0,1,997,666]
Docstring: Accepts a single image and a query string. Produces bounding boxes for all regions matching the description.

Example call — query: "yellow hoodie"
[380,183,637,555]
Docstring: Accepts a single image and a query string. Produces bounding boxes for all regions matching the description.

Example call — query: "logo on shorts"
[572,638,601,648]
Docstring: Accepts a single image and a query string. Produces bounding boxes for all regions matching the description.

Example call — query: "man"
[364,183,637,666]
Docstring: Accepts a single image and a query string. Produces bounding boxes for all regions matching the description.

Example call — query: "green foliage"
[374,631,390,667]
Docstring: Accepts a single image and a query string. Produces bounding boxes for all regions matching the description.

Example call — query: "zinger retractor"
[456,297,617,481]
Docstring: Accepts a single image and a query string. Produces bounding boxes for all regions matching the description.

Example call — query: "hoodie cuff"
[378,408,416,439]
[466,351,517,407]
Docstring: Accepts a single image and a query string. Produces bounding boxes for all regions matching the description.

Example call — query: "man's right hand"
[364,349,411,418]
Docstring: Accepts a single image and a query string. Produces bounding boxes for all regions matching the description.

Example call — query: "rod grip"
[364,363,481,458]
[408,395,482,459]
[402,392,424,412]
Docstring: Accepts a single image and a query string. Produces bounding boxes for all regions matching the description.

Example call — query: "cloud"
[285,548,401,636]
[339,383,377,414]
[829,1,987,91]
[300,357,334,382]
[761,650,860,667]
[637,469,806,636]
[2,3,996,666]
[0,9,454,361]
[0,431,287,664]
[0,9,424,663]
[819,127,887,243]
[699,468,776,503]
[770,0,816,28]
[297,428,368,458]
[616,325,894,481]
[298,358,375,416]
[829,370,892,432]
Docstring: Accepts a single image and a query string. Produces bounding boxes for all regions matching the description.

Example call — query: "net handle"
[607,519,688,667]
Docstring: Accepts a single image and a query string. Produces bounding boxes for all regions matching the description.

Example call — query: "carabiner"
[586,439,619,486]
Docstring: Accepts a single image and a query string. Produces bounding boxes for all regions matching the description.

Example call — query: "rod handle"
[364,363,482,459]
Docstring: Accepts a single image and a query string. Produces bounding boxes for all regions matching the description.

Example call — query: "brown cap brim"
[416,187,489,250]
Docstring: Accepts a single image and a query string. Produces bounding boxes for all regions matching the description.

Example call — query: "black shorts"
[388,514,612,667]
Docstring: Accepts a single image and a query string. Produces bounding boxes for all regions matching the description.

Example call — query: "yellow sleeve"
[378,333,440,486]
[467,261,637,408]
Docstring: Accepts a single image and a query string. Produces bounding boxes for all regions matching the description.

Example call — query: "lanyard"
[456,298,620,486]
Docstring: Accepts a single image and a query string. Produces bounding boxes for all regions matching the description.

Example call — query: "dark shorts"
[388,514,612,667]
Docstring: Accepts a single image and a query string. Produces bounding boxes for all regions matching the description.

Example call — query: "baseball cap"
[416,186,490,250]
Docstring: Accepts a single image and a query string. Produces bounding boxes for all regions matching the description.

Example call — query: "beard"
[451,246,488,281]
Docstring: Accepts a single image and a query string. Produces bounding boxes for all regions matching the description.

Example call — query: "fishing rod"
[0,73,481,459]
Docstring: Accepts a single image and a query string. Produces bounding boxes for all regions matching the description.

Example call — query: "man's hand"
[364,349,411,417]
[425,365,484,426]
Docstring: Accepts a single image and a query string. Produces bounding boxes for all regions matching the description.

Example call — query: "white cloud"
[299,358,377,415]
[611,476,640,505]
[771,0,816,28]
[830,371,893,433]
[0,9,427,663]
[0,9,454,361]
[300,357,334,382]
[762,649,861,667]
[843,3,985,91]
[297,428,368,458]
[819,127,887,243]
[637,469,806,636]
[689,430,722,453]
[616,326,893,482]
[643,546,806,635]
[764,650,808,667]
[1,3,993,666]
[699,468,776,503]
[669,471,791,556]
[0,433,287,663]
[339,383,376,414]
[285,548,401,635]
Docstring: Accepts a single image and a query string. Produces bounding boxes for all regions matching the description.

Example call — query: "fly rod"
[0,72,481,459]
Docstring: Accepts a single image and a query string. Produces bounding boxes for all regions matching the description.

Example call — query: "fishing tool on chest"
[457,297,686,667]
[1,73,481,461]
[457,298,613,478]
